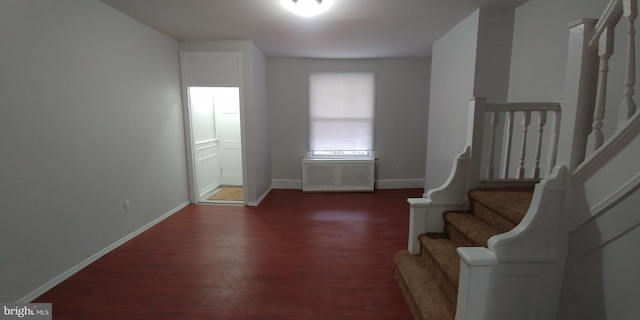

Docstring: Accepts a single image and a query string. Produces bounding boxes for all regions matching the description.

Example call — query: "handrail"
[484,102,561,113]
[587,0,623,53]
[585,0,637,157]
[575,107,640,182]
[468,98,561,187]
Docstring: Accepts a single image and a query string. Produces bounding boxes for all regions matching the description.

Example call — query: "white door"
[189,87,223,197]
[214,88,243,186]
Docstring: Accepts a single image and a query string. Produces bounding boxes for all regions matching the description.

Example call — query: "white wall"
[425,11,479,191]
[267,58,431,189]
[474,8,515,101]
[247,45,272,201]
[0,0,188,302]
[508,0,605,103]
[425,8,514,191]
[178,41,270,205]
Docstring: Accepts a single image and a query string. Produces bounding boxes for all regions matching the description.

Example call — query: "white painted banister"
[468,98,561,188]
[559,19,599,172]
[502,111,514,179]
[587,0,623,53]
[517,111,531,179]
[586,0,637,156]
[487,112,499,179]
[483,102,563,112]
[533,111,548,179]
[619,0,637,127]
[587,26,614,153]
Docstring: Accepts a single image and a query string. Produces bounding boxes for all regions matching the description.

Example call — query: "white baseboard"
[247,187,272,206]
[376,179,424,189]
[272,178,424,190]
[18,201,190,303]
[199,183,220,199]
[272,179,302,189]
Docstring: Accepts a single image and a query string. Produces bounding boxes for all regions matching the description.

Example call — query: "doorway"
[188,87,244,204]
[180,51,246,205]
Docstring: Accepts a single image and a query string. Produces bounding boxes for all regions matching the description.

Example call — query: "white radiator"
[302,158,375,192]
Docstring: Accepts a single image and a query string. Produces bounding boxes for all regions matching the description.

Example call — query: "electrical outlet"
[395,165,401,172]
[124,200,131,212]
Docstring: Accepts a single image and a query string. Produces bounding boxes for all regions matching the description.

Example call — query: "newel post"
[557,19,599,172]
[467,97,487,190]
[455,247,498,320]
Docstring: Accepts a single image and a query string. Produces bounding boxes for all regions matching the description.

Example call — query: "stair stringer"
[407,146,471,254]
[455,165,569,320]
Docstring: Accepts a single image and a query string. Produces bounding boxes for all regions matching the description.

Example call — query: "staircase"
[395,187,534,320]
[395,0,638,318]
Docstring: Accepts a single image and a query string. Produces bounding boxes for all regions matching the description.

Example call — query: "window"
[309,73,375,158]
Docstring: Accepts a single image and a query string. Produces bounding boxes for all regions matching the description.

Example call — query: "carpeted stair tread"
[469,187,534,225]
[472,202,518,234]
[395,188,535,318]
[444,211,501,248]
[419,234,460,301]
[394,250,456,320]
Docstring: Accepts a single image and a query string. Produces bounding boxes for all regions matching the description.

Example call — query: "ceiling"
[100,0,528,59]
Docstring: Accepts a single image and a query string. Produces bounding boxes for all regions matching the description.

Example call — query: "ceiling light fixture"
[281,0,334,18]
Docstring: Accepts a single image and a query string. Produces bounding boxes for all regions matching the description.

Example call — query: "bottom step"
[394,250,455,320]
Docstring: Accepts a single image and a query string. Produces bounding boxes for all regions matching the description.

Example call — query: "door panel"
[214,88,243,186]
[189,87,222,196]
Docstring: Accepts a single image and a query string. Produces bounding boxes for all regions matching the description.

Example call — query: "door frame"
[179,51,246,204]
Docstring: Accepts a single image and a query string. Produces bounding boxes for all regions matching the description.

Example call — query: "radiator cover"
[302,158,375,192]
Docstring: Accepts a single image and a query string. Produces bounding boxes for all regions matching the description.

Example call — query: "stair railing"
[406,1,637,319]
[406,97,562,255]
[585,0,637,156]
[455,2,638,318]
[467,98,562,189]
[570,0,640,252]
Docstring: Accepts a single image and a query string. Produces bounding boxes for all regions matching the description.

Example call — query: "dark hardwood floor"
[34,189,421,319]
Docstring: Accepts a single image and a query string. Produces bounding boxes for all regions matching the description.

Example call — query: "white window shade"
[309,73,375,157]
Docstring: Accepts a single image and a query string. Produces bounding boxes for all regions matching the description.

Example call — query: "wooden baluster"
[517,111,531,179]
[487,111,499,179]
[532,111,547,179]
[588,26,614,153]
[619,0,637,128]
[501,111,514,179]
